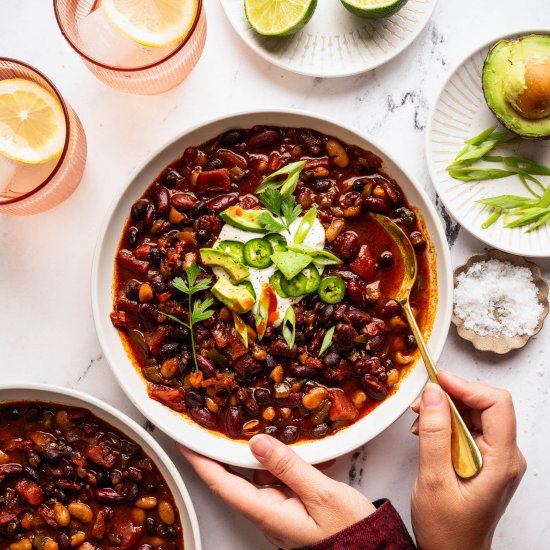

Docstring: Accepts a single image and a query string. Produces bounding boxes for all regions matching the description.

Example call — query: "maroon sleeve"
[309,499,416,550]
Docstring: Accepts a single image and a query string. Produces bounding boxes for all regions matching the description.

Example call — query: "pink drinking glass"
[54,0,207,95]
[0,59,87,216]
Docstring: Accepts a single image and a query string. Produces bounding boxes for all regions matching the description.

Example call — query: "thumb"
[418,383,454,484]
[250,434,335,506]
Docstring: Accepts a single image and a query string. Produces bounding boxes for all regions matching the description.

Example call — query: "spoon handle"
[402,302,483,479]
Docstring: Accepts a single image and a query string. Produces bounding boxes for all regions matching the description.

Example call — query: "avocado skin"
[482,34,550,140]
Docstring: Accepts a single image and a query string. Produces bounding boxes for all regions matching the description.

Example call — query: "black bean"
[163,169,183,188]
[196,229,209,244]
[43,443,62,463]
[126,226,139,248]
[264,426,278,437]
[57,533,70,549]
[360,375,388,400]
[265,354,276,370]
[53,488,68,503]
[125,279,140,301]
[322,352,341,369]
[6,519,20,538]
[317,304,335,325]
[405,334,418,350]
[189,199,207,219]
[23,465,39,482]
[279,425,299,444]
[143,202,156,230]
[126,483,139,502]
[310,423,329,439]
[221,130,244,147]
[313,179,332,192]
[145,516,157,535]
[159,341,180,358]
[203,158,223,172]
[254,388,271,407]
[138,303,159,331]
[185,390,204,407]
[131,199,149,220]
[378,251,393,268]
[179,352,192,374]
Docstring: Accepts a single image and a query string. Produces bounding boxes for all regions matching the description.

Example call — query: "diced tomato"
[349,245,376,282]
[328,390,358,422]
[90,508,108,540]
[212,323,231,348]
[144,326,169,355]
[151,388,186,412]
[84,442,118,468]
[117,521,144,549]
[15,479,44,506]
[0,504,23,526]
[196,169,231,194]
[38,504,58,528]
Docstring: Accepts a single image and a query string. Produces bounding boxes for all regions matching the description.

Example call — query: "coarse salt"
[454,259,543,338]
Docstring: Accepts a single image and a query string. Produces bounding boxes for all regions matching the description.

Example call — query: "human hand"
[179,434,376,549]
[410,371,526,550]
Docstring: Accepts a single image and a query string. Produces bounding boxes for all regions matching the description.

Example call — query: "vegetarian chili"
[110,125,436,443]
[0,402,183,549]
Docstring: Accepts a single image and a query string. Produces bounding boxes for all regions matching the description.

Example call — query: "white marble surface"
[1,1,550,548]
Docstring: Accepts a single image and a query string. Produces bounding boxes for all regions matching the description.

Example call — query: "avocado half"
[482,34,550,139]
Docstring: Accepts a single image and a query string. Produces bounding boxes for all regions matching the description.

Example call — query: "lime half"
[244,0,318,37]
[340,0,408,19]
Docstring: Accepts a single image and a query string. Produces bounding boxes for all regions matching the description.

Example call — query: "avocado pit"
[507,57,550,120]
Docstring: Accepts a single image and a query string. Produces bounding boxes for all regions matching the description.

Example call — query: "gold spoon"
[372,214,482,479]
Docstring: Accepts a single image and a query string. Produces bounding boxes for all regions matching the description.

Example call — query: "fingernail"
[422,383,443,408]
[250,434,273,459]
[410,423,419,435]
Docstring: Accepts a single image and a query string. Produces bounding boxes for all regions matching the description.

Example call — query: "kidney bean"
[269,339,297,358]
[254,388,271,407]
[0,463,23,478]
[279,425,299,444]
[152,185,170,217]
[237,388,260,416]
[171,193,197,211]
[189,407,217,429]
[335,324,357,354]
[185,390,204,407]
[346,280,366,308]
[354,357,382,376]
[365,334,385,352]
[287,363,320,378]
[137,304,159,332]
[360,375,388,400]
[347,308,371,327]
[143,203,156,230]
[316,304,335,325]
[379,300,400,318]
[248,129,281,149]
[55,480,83,492]
[273,393,303,408]
[163,168,183,188]
[197,355,216,378]
[393,206,416,226]
[362,196,389,214]
[225,407,243,438]
[310,423,329,439]
[203,158,223,172]
[333,231,360,262]
[94,488,125,503]
[206,193,238,213]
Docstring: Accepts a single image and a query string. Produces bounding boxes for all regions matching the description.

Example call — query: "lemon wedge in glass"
[101,0,199,48]
[0,79,66,165]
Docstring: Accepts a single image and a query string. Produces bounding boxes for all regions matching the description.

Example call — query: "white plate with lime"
[219,0,438,78]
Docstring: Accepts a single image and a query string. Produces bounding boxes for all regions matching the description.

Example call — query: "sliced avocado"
[211,276,255,314]
[483,34,550,139]
[220,205,265,232]
[199,248,249,283]
[271,250,312,280]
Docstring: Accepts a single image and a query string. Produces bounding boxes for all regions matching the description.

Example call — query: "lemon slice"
[0,79,66,165]
[101,0,198,48]
[244,0,317,37]
[340,0,408,19]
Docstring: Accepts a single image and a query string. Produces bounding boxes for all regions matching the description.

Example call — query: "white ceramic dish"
[426,29,550,258]
[219,0,438,78]
[0,384,202,550]
[92,109,453,468]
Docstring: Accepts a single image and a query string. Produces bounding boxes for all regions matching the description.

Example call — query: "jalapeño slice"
[243,238,273,268]
[265,233,288,253]
[217,240,245,263]
[269,270,289,298]
[302,265,321,294]
[280,265,320,297]
[318,275,346,304]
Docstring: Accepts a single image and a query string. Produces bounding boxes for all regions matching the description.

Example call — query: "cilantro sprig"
[163,264,213,373]
[258,186,302,234]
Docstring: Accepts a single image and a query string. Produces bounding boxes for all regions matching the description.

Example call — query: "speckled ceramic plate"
[220,0,438,77]
[452,249,549,354]
[427,29,550,258]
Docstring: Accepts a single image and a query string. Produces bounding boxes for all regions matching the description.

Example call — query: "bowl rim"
[92,107,453,468]
[425,27,550,258]
[0,382,202,550]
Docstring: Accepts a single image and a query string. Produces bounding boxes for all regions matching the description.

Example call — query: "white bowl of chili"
[0,383,202,549]
[92,109,453,468]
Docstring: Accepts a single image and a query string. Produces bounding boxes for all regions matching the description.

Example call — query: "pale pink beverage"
[0,59,87,216]
[54,0,206,95]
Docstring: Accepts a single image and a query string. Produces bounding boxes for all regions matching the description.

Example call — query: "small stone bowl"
[452,249,549,354]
